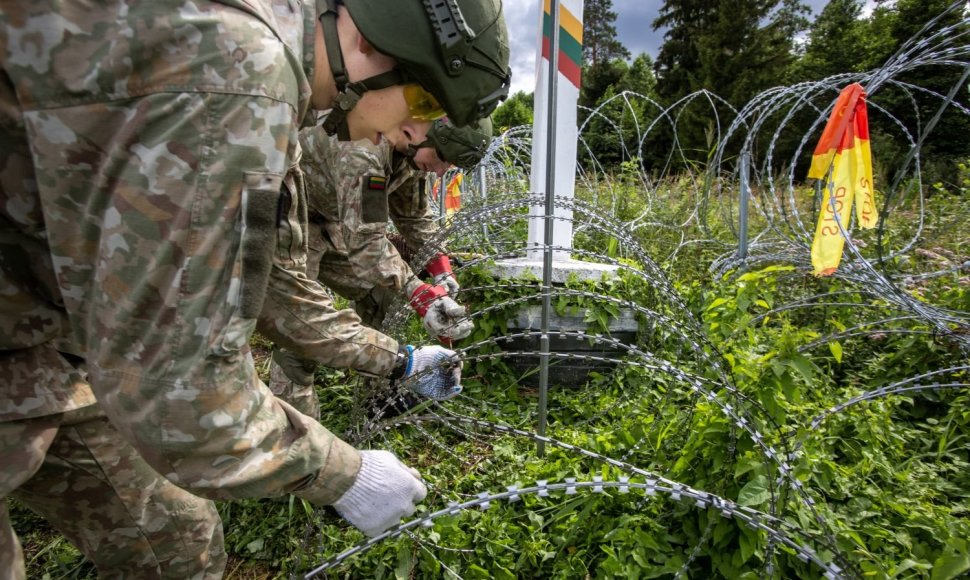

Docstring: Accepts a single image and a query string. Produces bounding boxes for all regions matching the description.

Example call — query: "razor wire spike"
[506,485,521,502]
[422,517,434,528]
[824,572,837,580]
[537,480,549,497]
[724,403,733,412]
[645,479,657,495]
[671,483,682,501]
[797,550,810,563]
[618,476,630,493]
[477,492,491,510]
[592,475,603,493]
[565,478,578,495]
[447,501,461,515]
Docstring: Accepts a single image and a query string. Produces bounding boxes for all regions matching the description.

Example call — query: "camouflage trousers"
[268,243,400,419]
[0,406,226,579]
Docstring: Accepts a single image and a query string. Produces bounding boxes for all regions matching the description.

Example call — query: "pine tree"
[583,0,630,68]
[653,0,810,104]
[794,0,867,81]
[651,0,810,170]
[581,0,631,107]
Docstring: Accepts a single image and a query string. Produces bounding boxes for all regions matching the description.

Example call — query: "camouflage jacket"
[0,0,393,505]
[300,125,441,298]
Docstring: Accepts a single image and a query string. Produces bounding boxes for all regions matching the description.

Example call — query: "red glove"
[409,283,473,344]
[425,253,459,295]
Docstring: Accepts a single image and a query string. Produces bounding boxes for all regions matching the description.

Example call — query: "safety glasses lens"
[404,84,446,121]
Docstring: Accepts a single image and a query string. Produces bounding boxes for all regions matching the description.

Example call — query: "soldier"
[0,0,510,578]
[269,117,493,419]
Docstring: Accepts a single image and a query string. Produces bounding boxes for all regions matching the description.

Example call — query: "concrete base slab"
[488,257,618,285]
[486,258,636,388]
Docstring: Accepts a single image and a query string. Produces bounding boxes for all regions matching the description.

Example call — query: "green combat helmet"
[318,0,511,139]
[426,116,493,169]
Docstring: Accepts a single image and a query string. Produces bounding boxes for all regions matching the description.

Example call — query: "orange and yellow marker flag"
[808,83,879,276]
[445,172,463,216]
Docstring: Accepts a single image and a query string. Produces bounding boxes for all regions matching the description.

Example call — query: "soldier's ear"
[356,30,375,56]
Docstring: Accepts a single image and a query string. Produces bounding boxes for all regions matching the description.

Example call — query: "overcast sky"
[503,0,835,95]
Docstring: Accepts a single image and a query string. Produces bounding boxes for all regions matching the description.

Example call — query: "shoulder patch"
[367,175,387,190]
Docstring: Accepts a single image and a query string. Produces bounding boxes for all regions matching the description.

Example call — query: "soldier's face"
[412,147,451,178]
[315,10,440,145]
[345,85,414,143]
[386,119,431,154]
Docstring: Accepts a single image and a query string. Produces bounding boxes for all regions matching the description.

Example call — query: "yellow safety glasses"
[403,84,447,121]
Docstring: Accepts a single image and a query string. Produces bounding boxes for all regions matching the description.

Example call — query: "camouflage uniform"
[0,351,226,579]
[269,126,442,417]
[1,0,402,574]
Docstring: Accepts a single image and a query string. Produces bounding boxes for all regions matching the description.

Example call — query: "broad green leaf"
[829,341,843,363]
[932,538,970,580]
[737,475,770,506]
[788,355,815,383]
[395,547,414,580]
[706,297,729,311]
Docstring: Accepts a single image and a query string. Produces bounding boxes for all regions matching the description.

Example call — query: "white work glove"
[400,345,462,400]
[332,450,428,538]
[425,253,461,296]
[409,283,473,343]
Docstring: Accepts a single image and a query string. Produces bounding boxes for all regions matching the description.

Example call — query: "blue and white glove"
[401,345,462,400]
[332,450,427,537]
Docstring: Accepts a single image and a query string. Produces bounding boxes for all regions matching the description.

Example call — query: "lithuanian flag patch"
[367,175,387,190]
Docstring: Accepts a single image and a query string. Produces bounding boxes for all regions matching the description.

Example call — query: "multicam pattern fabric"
[301,125,443,299]
[1,406,226,579]
[268,126,447,404]
[0,0,367,505]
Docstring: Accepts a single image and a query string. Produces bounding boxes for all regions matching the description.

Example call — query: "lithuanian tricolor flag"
[808,83,879,276]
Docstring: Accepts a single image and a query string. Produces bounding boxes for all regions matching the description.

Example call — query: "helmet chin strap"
[317,0,405,140]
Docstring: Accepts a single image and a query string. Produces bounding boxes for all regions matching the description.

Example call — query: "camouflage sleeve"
[300,127,416,294]
[0,0,359,505]
[387,165,443,256]
[255,180,400,377]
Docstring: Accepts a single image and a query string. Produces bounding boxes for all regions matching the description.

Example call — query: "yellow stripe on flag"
[808,83,879,276]
[543,0,584,43]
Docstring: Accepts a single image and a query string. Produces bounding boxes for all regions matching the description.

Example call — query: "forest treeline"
[492,0,970,187]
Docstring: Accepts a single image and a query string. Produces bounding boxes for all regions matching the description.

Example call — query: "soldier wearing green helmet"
[410,116,494,172]
[268,115,493,419]
[1,0,509,576]
[319,0,511,139]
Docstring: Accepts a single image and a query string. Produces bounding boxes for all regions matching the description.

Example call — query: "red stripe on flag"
[808,83,867,179]
[541,38,582,89]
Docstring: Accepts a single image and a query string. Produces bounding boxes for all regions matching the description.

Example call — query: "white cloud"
[504,0,541,95]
